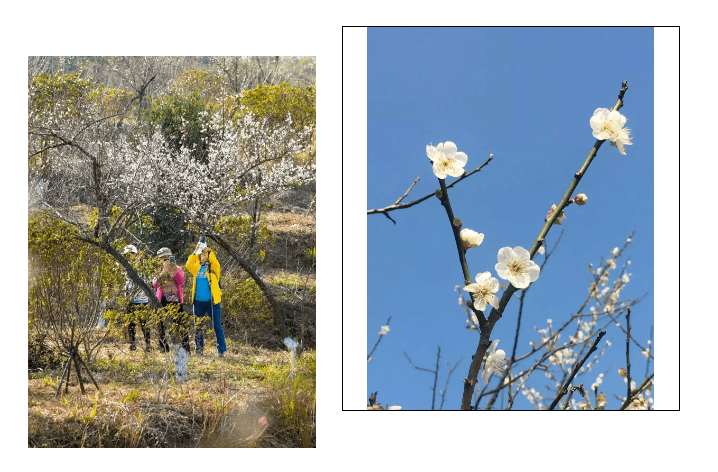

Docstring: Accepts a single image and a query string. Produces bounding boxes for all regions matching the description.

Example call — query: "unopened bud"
[452,217,462,228]
[435,189,443,199]
[460,228,484,249]
[574,193,588,205]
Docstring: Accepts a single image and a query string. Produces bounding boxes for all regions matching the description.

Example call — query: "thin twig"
[439,358,461,411]
[404,349,441,410]
[394,177,420,205]
[367,316,392,361]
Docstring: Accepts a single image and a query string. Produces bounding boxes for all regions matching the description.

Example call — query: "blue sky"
[364,27,656,410]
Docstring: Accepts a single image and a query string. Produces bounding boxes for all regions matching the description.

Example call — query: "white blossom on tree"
[426,141,467,179]
[463,272,500,311]
[495,246,541,289]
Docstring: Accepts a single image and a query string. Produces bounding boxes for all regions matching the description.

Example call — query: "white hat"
[123,245,138,254]
[156,247,173,258]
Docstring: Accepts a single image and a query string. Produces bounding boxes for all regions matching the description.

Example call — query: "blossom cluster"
[111,110,314,225]
[424,142,542,314]
[587,240,633,315]
[521,387,546,409]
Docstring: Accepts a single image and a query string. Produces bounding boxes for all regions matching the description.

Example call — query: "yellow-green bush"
[237,82,316,131]
[221,274,275,332]
[261,349,315,447]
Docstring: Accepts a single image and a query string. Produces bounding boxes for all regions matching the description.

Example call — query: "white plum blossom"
[460,228,484,250]
[589,108,633,155]
[426,141,468,179]
[495,246,541,289]
[124,110,314,223]
[611,247,619,256]
[482,339,507,385]
[463,272,500,311]
[378,325,390,336]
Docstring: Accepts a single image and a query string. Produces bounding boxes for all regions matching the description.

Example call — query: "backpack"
[206,250,222,290]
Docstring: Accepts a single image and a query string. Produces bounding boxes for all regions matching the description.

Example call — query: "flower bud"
[434,189,443,199]
[574,193,588,205]
[452,217,462,228]
[459,228,484,250]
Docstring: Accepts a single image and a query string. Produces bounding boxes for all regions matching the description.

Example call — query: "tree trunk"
[78,236,162,309]
[208,233,288,337]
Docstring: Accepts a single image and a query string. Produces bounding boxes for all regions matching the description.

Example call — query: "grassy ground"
[29,325,315,447]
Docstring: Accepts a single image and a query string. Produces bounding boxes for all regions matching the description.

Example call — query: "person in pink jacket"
[153,247,190,353]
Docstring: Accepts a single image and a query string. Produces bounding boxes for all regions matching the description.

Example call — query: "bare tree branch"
[367,154,494,221]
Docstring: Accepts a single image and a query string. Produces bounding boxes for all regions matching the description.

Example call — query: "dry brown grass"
[28,332,311,447]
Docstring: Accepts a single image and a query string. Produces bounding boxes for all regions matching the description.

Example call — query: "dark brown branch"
[367,154,494,220]
[207,232,288,337]
[77,236,161,309]
[548,331,606,410]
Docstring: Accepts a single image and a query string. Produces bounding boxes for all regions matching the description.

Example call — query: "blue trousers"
[193,300,227,353]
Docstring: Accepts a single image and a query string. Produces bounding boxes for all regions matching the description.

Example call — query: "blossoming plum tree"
[28,58,315,339]
[368,82,652,410]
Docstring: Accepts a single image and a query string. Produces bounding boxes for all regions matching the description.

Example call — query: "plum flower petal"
[495,246,540,289]
[464,272,500,311]
[547,204,566,225]
[482,339,506,385]
[460,228,484,250]
[426,141,468,179]
[589,108,633,155]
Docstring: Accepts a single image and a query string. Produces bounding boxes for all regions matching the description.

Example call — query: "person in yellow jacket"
[186,241,227,358]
